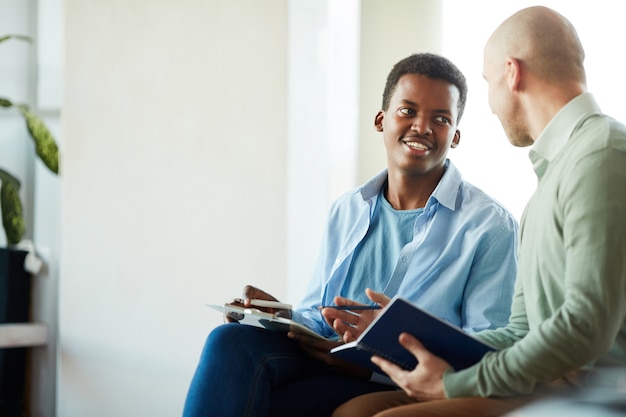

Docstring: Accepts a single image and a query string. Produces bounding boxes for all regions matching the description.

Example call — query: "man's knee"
[203,323,262,355]
[203,323,298,362]
[332,391,415,417]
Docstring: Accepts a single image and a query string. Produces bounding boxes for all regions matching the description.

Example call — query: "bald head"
[486,6,586,86]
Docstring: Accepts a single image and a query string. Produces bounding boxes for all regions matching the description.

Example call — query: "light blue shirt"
[340,191,423,303]
[292,160,519,339]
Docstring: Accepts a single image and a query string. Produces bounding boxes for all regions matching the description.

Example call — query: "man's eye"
[435,116,451,124]
[399,108,414,116]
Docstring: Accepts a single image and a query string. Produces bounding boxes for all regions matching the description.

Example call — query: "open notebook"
[208,303,328,340]
[330,296,496,372]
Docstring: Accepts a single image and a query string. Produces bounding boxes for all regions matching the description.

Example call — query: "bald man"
[332,6,626,417]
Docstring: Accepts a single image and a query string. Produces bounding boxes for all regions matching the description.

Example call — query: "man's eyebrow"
[398,99,452,116]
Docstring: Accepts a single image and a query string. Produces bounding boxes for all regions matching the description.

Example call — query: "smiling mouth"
[405,141,430,151]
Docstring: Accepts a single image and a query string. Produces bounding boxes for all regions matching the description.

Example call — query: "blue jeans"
[182,323,395,417]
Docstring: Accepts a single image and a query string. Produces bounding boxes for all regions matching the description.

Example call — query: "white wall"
[286,0,360,302]
[358,0,444,184]
[60,1,288,415]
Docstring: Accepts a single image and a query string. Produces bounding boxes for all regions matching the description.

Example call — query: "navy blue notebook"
[330,296,496,372]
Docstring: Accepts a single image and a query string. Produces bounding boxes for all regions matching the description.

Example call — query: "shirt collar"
[431,159,461,211]
[360,159,461,211]
[530,93,601,176]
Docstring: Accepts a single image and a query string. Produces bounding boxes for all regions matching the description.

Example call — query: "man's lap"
[209,324,394,417]
[332,389,543,417]
[270,372,395,417]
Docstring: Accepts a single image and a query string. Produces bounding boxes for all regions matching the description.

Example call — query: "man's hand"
[371,332,449,401]
[287,331,372,379]
[321,288,391,342]
[225,284,291,322]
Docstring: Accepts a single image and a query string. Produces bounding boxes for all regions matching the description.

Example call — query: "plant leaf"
[0,34,32,44]
[0,169,25,245]
[18,105,60,174]
[0,97,12,107]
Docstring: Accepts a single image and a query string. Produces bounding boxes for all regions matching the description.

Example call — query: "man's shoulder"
[326,185,372,219]
[599,115,626,153]
[574,113,626,151]
[457,180,517,225]
[329,169,387,209]
[557,115,626,173]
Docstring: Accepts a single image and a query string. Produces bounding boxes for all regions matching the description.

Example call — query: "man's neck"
[385,168,444,210]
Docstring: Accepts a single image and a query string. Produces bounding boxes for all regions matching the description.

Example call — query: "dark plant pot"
[0,248,32,323]
[0,248,32,417]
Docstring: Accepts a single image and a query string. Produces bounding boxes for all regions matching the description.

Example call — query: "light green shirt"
[444,93,626,397]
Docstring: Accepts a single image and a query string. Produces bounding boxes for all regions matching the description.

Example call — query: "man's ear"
[506,56,523,92]
[374,111,384,132]
[450,130,461,148]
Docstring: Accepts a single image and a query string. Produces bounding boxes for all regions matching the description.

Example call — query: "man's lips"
[403,137,432,151]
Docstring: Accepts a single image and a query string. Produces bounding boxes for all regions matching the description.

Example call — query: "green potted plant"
[0,34,60,247]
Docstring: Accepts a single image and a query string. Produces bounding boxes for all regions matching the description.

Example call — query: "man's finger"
[398,332,451,375]
[322,308,358,323]
[397,332,431,363]
[365,288,390,307]
[371,355,406,381]
[332,295,356,306]
[342,330,355,343]
[398,333,431,356]
[243,285,275,304]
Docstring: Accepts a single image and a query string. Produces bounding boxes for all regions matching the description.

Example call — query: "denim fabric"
[182,324,394,417]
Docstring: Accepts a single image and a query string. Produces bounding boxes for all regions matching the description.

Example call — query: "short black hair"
[381,53,467,123]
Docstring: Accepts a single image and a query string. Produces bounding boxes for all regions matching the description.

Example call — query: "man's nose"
[411,116,432,135]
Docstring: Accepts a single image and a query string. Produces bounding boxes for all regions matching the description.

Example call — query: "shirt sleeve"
[291,201,344,338]
[473,274,528,349]
[290,225,336,338]
[460,215,518,333]
[444,141,626,398]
